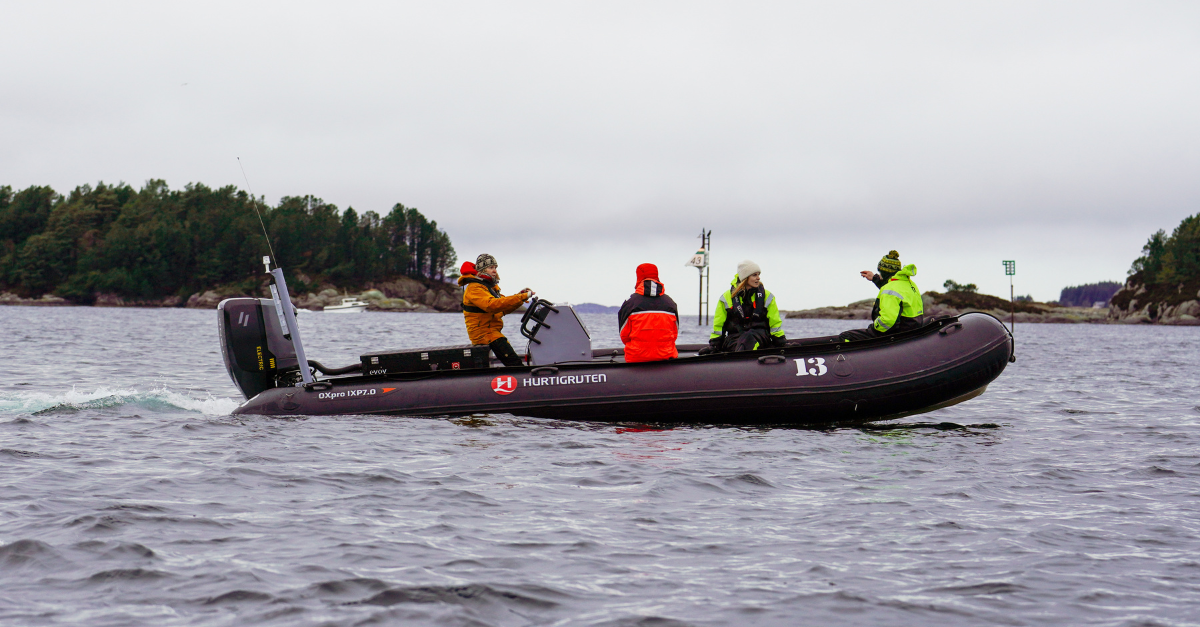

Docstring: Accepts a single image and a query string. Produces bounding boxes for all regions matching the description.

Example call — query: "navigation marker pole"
[686,230,711,326]
[1003,260,1016,337]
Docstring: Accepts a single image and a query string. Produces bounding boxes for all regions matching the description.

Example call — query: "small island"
[1107,212,1200,324]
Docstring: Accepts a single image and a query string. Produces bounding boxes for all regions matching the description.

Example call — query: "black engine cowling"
[218,298,299,399]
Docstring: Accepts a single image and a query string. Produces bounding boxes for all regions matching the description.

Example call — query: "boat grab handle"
[531,366,559,376]
[939,321,963,335]
[519,297,558,345]
[757,355,787,365]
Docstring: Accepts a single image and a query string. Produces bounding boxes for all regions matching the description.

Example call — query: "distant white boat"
[323,297,369,314]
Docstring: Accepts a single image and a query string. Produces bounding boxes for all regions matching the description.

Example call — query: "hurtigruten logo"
[523,374,607,387]
[491,375,516,395]
[490,373,608,395]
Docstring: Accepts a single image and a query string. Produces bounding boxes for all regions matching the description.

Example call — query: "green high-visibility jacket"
[711,274,785,340]
[874,264,924,332]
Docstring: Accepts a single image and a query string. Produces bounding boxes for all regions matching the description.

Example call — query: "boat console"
[519,298,593,365]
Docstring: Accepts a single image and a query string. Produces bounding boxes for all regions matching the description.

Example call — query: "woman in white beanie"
[701,260,786,353]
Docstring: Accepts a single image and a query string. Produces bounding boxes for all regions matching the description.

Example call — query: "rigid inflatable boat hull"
[232,313,1013,426]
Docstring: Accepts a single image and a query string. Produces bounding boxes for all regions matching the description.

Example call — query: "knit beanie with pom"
[877,250,901,275]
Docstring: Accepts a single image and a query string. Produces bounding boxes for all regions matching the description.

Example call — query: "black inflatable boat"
[218,266,1013,426]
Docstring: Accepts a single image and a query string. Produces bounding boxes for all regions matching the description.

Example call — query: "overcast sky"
[3,1,1198,312]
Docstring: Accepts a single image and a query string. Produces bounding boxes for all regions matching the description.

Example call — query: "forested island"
[1109,212,1200,324]
[0,181,461,311]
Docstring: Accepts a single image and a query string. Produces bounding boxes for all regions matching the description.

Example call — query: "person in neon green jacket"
[701,260,786,353]
[839,251,925,342]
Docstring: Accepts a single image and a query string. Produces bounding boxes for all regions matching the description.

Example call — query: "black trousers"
[838,326,884,342]
[489,337,524,367]
[838,316,924,342]
[724,328,771,352]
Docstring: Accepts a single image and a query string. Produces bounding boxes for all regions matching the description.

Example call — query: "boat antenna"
[237,157,315,385]
[238,157,277,269]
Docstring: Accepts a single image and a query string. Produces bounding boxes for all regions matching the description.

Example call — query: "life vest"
[460,276,501,312]
[728,284,769,333]
[710,273,784,343]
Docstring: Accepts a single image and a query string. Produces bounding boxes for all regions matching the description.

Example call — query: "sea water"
[1,306,1198,626]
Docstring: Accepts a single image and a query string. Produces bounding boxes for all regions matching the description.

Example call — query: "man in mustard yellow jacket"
[457,253,533,366]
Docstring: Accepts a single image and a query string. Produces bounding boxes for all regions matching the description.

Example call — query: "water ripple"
[1,307,1199,625]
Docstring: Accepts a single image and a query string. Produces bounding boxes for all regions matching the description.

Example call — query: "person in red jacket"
[618,263,679,363]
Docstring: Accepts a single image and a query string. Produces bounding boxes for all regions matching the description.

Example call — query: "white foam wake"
[0,386,240,416]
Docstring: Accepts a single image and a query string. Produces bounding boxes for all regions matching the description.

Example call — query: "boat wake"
[0,386,239,417]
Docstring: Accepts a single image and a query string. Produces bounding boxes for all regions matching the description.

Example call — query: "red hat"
[636,263,659,284]
[460,261,477,276]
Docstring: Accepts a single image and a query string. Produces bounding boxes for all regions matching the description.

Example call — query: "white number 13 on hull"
[796,357,828,376]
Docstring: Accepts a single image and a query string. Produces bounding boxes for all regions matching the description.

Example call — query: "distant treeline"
[1058,282,1121,307]
[0,180,456,302]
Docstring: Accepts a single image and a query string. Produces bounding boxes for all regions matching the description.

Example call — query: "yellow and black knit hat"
[877,250,901,275]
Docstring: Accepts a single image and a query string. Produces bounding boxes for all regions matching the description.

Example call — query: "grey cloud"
[2,1,1197,305]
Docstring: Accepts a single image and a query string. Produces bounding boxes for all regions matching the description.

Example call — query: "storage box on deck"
[360,345,491,374]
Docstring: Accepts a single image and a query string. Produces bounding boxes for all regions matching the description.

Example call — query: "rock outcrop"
[1108,276,1200,325]
[294,288,432,313]
[373,276,432,302]
[784,299,875,320]
[0,292,71,306]
[168,273,463,312]
[186,291,236,309]
[286,276,463,312]
[280,277,462,313]
[94,294,184,308]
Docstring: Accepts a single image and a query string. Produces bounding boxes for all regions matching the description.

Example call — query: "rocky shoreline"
[0,275,463,313]
[0,293,74,307]
[784,293,1112,324]
[784,280,1200,326]
[11,279,1198,324]
[1107,276,1200,325]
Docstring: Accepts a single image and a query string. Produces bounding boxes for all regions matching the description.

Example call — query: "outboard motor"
[218,297,299,399]
[519,298,593,365]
